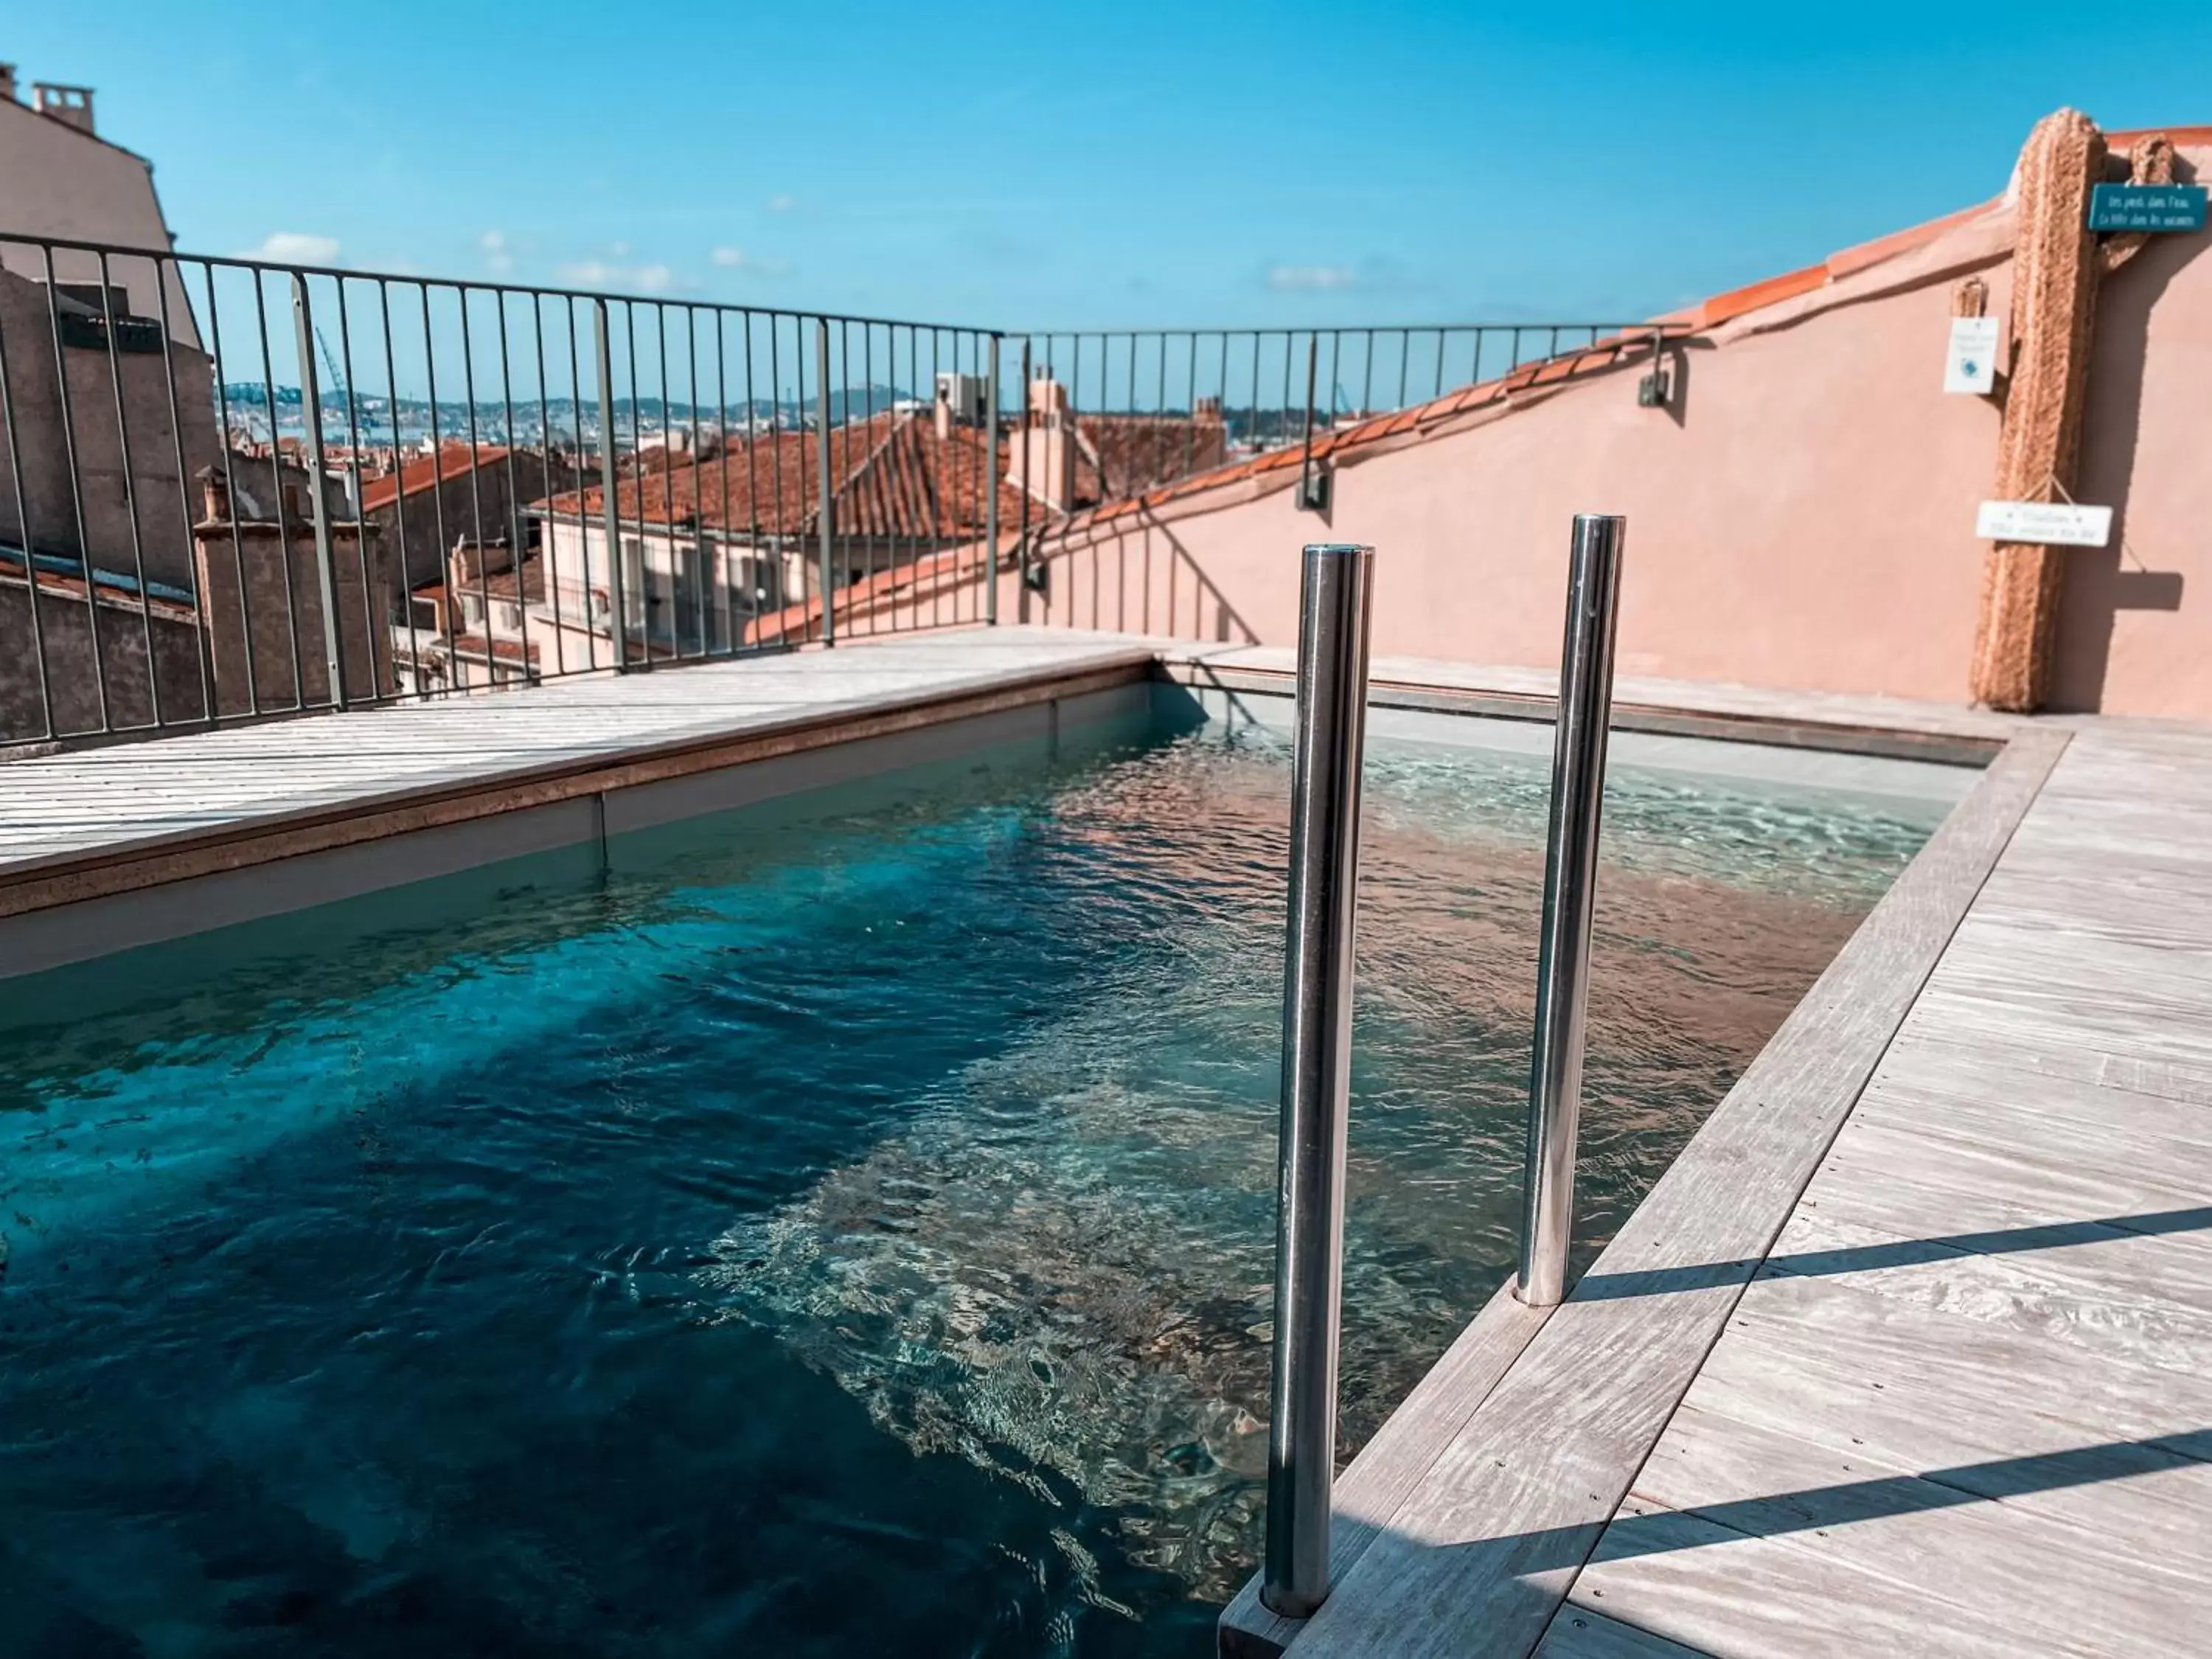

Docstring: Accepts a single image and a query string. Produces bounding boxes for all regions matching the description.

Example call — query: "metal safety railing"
[0,224,1668,752]
[0,232,1006,748]
[1262,515,1626,1617]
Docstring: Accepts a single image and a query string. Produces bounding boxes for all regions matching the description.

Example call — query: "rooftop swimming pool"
[0,693,1956,1657]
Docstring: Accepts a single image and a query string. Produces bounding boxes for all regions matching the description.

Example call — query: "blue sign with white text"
[2087,182,2208,233]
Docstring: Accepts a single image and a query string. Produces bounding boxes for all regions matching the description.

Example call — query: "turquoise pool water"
[0,706,1945,1656]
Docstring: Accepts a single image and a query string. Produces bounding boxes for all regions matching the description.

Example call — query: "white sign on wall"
[1944,316,2002,394]
[1976,499,2114,547]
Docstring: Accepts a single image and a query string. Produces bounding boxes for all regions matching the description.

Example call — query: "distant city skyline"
[7,2,2210,327]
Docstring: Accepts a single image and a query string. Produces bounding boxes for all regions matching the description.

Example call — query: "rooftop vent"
[32,82,95,136]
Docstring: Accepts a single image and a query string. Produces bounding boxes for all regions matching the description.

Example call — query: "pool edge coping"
[0,650,1159,931]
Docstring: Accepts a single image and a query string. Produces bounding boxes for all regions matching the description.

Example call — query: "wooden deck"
[1226,716,2212,1658]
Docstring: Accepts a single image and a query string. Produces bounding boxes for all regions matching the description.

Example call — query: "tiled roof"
[1071,414,1230,506]
[360,443,514,512]
[532,410,1023,541]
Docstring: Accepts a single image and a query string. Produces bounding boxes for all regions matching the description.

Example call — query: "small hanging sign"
[1976,500,2113,547]
[2087,182,2208,233]
[1944,316,2002,394]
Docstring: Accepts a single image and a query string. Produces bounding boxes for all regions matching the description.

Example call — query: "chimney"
[1029,374,1070,417]
[933,379,953,441]
[32,83,95,135]
[1192,394,1225,423]
[0,66,18,104]
[1008,378,1077,513]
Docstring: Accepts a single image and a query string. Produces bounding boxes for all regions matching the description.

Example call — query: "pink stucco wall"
[2060,229,2212,717]
[890,190,2209,718]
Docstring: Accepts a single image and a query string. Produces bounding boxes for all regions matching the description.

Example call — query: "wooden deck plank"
[1762,1207,2212,1377]
[1529,1607,1714,1659]
[1261,731,2068,1659]
[1557,721,2212,1658]
[1220,1283,1554,1658]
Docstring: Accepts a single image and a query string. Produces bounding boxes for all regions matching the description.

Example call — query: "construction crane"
[314,324,347,400]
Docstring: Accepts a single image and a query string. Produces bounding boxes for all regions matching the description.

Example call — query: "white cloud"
[766,193,799,214]
[479,229,514,276]
[250,231,341,265]
[1266,263,1358,292]
[709,246,790,276]
[557,259,686,294]
[610,240,632,257]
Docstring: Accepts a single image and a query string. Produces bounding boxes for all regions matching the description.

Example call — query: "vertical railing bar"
[331,277,379,700]
[984,331,1001,627]
[1016,335,1032,624]
[1262,538,1376,1620]
[1360,327,1374,419]
[712,306,731,656]
[1515,512,1627,1309]
[529,293,564,667]
[453,285,496,691]
[564,295,595,672]
[1182,330,1197,481]
[742,310,760,633]
[41,243,111,730]
[155,254,220,723]
[379,279,424,692]
[204,262,262,717]
[852,318,869,635]
[490,288,532,683]
[768,313,783,635]
[685,304,706,661]
[591,297,625,671]
[418,285,453,691]
[1432,326,1446,400]
[275,274,337,710]
[94,251,164,726]
[290,273,347,709]
[623,302,647,662]
[929,324,942,633]
[814,316,834,645]
[653,302,677,663]
[246,276,294,700]
[0,283,57,739]
[1250,331,1262,452]
[1297,334,1319,509]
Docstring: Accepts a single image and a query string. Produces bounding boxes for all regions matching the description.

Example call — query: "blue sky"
[11,2,2210,328]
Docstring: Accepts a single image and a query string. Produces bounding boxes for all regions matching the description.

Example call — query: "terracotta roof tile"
[533,410,1022,542]
[360,444,515,512]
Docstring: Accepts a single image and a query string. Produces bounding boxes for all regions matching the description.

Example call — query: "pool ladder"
[1262,515,1628,1619]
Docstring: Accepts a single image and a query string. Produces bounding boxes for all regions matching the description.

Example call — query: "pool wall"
[0,664,1162,981]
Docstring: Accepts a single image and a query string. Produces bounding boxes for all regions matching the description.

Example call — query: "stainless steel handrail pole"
[1516,512,1627,1308]
[1263,540,1376,1619]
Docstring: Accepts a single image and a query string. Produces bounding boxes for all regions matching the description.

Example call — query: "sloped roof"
[360,443,513,512]
[534,409,1023,541]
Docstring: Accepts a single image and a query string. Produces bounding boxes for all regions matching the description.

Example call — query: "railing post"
[1515,513,1627,1308]
[815,317,835,646]
[592,298,627,672]
[1016,337,1033,625]
[291,274,347,710]
[1263,540,1375,1621]
[984,333,1001,626]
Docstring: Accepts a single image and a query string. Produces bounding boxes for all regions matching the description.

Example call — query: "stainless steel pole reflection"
[1264,541,1375,1620]
[1516,513,1627,1308]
